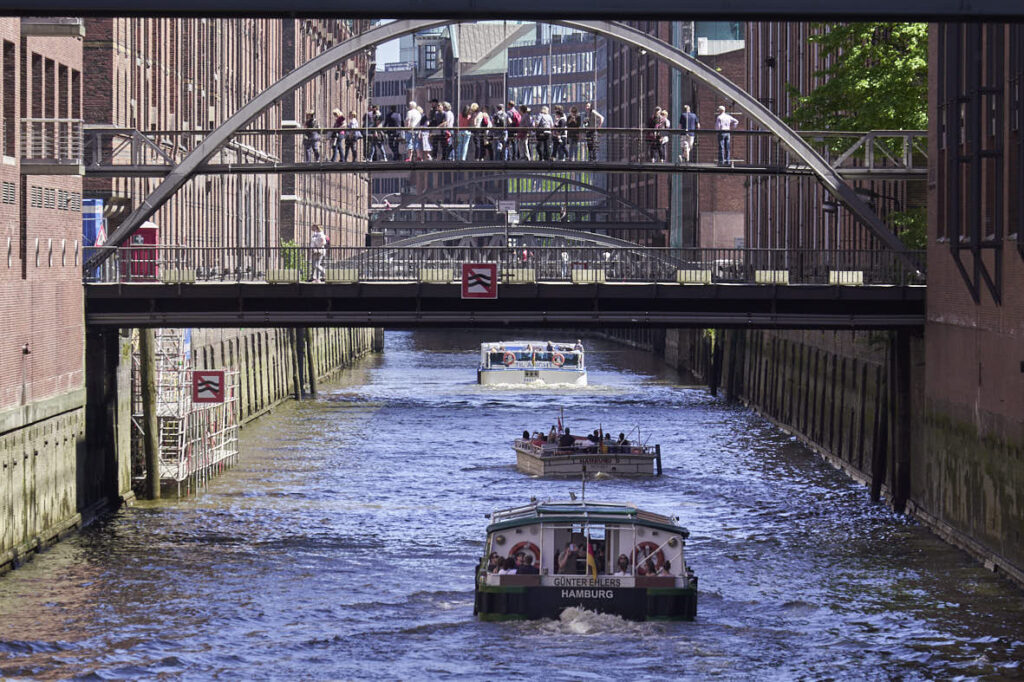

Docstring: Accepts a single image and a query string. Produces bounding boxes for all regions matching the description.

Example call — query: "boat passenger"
[518,554,540,574]
[498,557,518,575]
[523,430,531,440]
[558,427,575,447]
[574,339,584,351]
[547,425,557,443]
[546,340,554,351]
[617,432,630,446]
[613,554,631,576]
[487,552,502,573]
[657,560,672,576]
[557,542,580,574]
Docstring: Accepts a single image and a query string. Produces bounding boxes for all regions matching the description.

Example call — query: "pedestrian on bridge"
[715,105,739,166]
[309,224,327,283]
[303,110,321,163]
[678,105,699,163]
[584,102,604,161]
[386,105,403,160]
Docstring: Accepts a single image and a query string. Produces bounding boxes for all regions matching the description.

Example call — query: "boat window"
[489,352,504,364]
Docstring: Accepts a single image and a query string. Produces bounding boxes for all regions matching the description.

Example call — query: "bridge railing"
[81,125,926,176]
[85,246,925,286]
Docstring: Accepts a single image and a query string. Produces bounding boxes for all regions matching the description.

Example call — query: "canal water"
[1,330,1022,679]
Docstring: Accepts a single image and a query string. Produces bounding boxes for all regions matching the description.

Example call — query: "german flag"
[586,542,598,580]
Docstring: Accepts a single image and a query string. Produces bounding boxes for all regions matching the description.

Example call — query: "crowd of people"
[485,545,671,577]
[301,100,742,166]
[522,425,635,454]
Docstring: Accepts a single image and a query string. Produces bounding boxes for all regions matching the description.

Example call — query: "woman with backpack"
[552,106,568,161]
[329,108,345,162]
[534,105,554,161]
[344,111,361,161]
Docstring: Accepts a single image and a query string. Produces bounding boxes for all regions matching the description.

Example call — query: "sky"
[374,20,401,67]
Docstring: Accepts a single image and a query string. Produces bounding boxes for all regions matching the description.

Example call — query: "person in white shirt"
[309,224,327,282]
[715,105,740,165]
[404,101,422,161]
[612,554,631,576]
[535,105,554,161]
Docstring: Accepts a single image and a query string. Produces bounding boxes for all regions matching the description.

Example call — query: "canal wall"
[664,327,1024,587]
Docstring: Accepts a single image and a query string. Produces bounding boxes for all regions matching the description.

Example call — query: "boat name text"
[553,577,621,588]
[561,588,615,599]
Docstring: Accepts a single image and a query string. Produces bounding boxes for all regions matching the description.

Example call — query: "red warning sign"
[192,370,225,403]
[462,262,498,299]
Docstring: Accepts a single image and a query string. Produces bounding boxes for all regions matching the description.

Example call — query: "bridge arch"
[86,18,919,271]
[383,224,652,249]
[372,172,664,229]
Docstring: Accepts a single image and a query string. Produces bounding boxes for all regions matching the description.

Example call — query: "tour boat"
[474,499,698,621]
[514,430,662,477]
[477,341,587,386]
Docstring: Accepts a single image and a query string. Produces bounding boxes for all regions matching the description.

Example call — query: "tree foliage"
[786,23,928,131]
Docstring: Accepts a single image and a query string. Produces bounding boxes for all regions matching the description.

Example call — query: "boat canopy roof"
[486,499,688,537]
[480,341,582,352]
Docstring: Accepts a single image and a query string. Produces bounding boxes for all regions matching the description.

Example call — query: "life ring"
[509,541,541,564]
[551,352,565,367]
[632,541,665,572]
[502,351,515,366]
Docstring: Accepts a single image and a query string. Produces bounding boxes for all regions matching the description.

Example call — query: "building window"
[1,181,14,204]
[423,44,438,72]
[30,186,42,208]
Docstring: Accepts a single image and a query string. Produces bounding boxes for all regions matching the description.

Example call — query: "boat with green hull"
[474,499,697,622]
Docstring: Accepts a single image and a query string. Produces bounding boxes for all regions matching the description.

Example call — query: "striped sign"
[193,370,225,403]
[462,263,498,299]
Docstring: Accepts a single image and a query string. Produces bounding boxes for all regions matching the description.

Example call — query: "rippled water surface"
[2,330,1023,679]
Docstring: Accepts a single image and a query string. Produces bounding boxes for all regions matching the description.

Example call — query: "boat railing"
[515,438,656,457]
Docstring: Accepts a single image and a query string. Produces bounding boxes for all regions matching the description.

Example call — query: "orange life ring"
[632,541,665,572]
[503,351,515,366]
[509,541,541,563]
[551,352,565,367]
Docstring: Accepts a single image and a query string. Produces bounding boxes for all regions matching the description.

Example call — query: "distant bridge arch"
[384,224,650,249]
[87,18,919,271]
[372,172,665,229]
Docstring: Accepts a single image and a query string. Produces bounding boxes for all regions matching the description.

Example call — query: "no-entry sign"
[462,262,498,299]
[193,370,225,403]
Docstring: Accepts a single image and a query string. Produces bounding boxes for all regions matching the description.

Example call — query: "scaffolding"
[131,329,240,496]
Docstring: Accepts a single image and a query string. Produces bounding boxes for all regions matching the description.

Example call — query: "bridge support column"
[84,327,134,513]
[724,329,745,404]
[889,330,912,512]
[708,330,724,398]
[138,329,161,500]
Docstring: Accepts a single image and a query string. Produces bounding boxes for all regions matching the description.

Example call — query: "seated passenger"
[487,552,501,573]
[558,427,575,448]
[657,560,672,576]
[617,432,630,446]
[546,340,554,351]
[522,430,531,440]
[612,554,631,576]
[518,555,540,574]
[497,557,517,575]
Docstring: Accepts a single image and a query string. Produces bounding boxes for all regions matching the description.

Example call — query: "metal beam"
[6,1,1022,19]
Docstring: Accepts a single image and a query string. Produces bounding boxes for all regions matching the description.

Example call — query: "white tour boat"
[474,499,698,621]
[514,428,662,477]
[477,341,587,386]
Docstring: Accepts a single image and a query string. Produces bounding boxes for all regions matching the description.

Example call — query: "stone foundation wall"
[189,327,382,424]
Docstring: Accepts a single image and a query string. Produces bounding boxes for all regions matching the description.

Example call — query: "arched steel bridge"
[84,19,922,272]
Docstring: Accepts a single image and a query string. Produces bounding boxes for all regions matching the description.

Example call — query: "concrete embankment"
[663,328,1024,588]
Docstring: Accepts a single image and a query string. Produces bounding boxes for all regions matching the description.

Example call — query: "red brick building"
[83,18,372,250]
[0,17,94,574]
[922,22,1024,582]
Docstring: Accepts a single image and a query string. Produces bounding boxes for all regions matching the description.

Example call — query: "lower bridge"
[84,246,925,329]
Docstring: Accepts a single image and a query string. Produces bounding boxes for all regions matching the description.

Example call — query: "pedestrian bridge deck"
[83,246,925,330]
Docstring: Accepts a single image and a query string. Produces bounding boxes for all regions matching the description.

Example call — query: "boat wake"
[536,607,659,635]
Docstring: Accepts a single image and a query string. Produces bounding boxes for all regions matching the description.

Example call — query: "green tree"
[786,22,929,132]
[787,23,929,249]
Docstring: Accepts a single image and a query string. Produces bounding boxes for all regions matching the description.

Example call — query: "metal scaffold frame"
[131,329,240,496]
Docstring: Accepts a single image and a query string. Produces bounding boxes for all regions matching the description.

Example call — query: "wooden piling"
[290,328,303,400]
[305,327,318,398]
[139,328,161,500]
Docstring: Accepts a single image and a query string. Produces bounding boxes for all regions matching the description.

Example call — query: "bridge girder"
[86,18,921,273]
[383,225,656,250]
